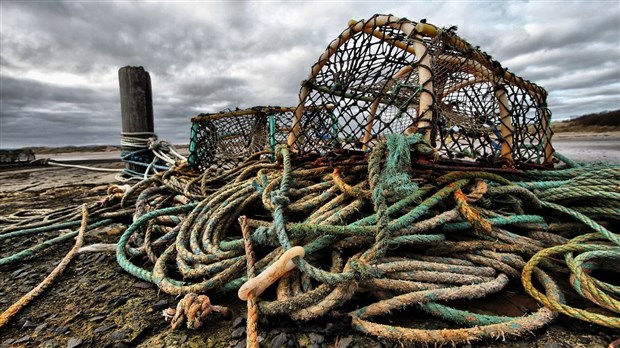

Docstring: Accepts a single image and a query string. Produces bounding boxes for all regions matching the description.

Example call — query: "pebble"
[36,312,51,319]
[269,332,288,348]
[231,326,246,339]
[67,337,83,348]
[93,283,108,292]
[338,336,354,348]
[133,281,152,289]
[13,270,30,279]
[11,267,30,278]
[308,333,325,345]
[89,315,107,323]
[34,323,48,335]
[543,340,564,348]
[21,320,36,329]
[54,326,70,335]
[232,339,246,348]
[14,335,31,344]
[109,330,127,341]
[94,323,117,334]
[152,300,169,311]
[112,296,128,308]
[576,336,591,345]
[43,339,59,348]
[232,316,245,328]
[178,334,188,344]
[93,295,104,303]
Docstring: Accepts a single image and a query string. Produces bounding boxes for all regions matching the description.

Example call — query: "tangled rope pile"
[106,134,619,345]
[1,134,618,344]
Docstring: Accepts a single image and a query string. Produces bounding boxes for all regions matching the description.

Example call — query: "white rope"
[45,160,122,173]
[118,132,187,181]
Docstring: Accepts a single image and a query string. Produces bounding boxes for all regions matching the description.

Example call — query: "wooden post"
[118,66,154,174]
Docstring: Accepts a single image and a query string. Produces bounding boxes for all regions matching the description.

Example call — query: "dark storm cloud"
[1,2,619,147]
[0,75,120,147]
[0,75,114,109]
[0,1,321,147]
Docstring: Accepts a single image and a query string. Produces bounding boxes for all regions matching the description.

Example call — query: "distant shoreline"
[2,132,618,154]
[4,144,190,155]
[552,131,620,140]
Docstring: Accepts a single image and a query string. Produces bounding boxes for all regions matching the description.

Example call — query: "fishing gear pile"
[1,14,618,346]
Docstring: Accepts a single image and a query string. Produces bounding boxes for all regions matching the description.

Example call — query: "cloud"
[1,1,619,147]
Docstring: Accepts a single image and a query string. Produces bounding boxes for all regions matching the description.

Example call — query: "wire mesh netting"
[188,15,553,171]
[289,17,422,154]
[188,107,295,171]
[290,14,553,168]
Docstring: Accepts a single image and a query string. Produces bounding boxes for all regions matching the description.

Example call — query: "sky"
[1,1,619,148]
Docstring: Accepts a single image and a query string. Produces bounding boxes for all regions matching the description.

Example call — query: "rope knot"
[349,260,384,280]
[165,293,229,330]
[274,144,288,164]
[253,226,277,246]
[271,191,290,207]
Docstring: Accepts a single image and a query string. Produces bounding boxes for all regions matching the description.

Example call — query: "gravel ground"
[1,156,619,347]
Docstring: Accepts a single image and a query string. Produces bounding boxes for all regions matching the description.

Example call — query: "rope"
[167,293,229,330]
[0,204,89,329]
[117,132,187,181]
[3,132,619,345]
[240,216,259,348]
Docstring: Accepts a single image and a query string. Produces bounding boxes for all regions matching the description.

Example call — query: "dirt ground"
[0,163,618,348]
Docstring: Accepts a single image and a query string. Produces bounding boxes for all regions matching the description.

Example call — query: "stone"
[34,323,48,335]
[21,320,36,329]
[308,333,325,345]
[231,326,246,339]
[67,337,83,348]
[178,334,188,344]
[93,284,108,292]
[54,326,70,335]
[109,330,127,341]
[269,332,288,348]
[112,296,128,308]
[232,316,245,328]
[43,339,60,348]
[338,336,354,348]
[11,267,29,278]
[133,282,152,289]
[89,315,107,323]
[14,335,31,344]
[152,300,169,311]
[93,323,117,334]
[232,339,246,348]
[543,340,564,348]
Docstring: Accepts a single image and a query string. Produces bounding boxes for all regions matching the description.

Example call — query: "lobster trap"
[188,106,295,171]
[288,15,553,168]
